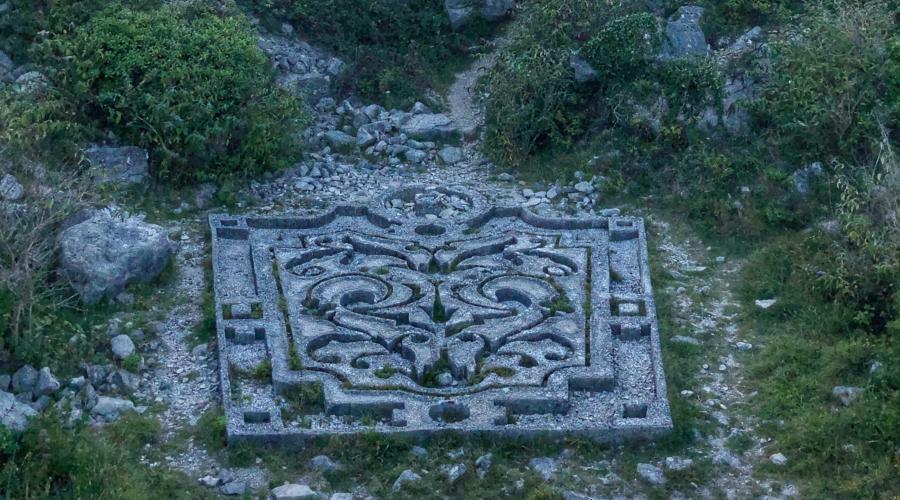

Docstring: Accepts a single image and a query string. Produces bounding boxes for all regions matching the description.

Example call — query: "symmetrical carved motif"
[211,186,671,443]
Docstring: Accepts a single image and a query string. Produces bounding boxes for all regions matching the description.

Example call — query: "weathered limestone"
[84,144,150,186]
[0,50,15,83]
[661,6,709,59]
[400,113,459,141]
[445,0,515,30]
[59,209,176,304]
[0,391,37,432]
[210,186,671,443]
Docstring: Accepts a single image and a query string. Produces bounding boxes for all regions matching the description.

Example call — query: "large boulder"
[11,365,38,394]
[13,71,50,96]
[59,209,175,304]
[722,73,758,133]
[37,367,60,395]
[391,469,422,493]
[323,130,356,151]
[637,463,666,485]
[0,173,24,201]
[91,396,136,421]
[400,113,459,141]
[570,52,599,83]
[270,483,317,500]
[0,50,15,83]
[832,385,864,406]
[445,0,515,30]
[108,369,141,394]
[84,145,150,186]
[277,72,332,104]
[111,334,136,360]
[722,26,764,59]
[529,457,557,481]
[661,6,709,59]
[0,391,37,432]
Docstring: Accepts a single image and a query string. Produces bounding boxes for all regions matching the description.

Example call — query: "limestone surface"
[59,209,176,304]
[84,144,150,186]
[210,186,671,443]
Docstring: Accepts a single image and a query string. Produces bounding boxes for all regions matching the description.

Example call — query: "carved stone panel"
[210,186,671,443]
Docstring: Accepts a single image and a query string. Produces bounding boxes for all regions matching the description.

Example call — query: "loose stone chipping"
[209,186,671,443]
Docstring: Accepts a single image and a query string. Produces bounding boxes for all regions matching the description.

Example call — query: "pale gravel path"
[446,35,510,140]
[147,225,219,476]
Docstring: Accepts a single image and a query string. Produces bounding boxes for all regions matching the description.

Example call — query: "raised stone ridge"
[210,185,671,443]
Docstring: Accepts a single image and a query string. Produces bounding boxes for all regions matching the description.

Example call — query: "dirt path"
[146,223,219,475]
[446,35,509,140]
[649,217,796,498]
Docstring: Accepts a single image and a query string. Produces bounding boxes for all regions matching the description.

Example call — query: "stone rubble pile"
[0,360,147,432]
[258,33,345,104]
[250,90,617,218]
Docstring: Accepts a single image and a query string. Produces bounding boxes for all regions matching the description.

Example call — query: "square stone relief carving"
[210,186,671,443]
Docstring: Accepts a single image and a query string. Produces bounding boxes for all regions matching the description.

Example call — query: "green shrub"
[581,13,660,82]
[484,2,722,167]
[481,0,604,164]
[192,407,228,452]
[656,57,722,110]
[0,0,160,61]
[0,88,87,162]
[484,41,582,163]
[827,130,900,335]
[281,383,326,417]
[754,0,898,166]
[41,3,309,185]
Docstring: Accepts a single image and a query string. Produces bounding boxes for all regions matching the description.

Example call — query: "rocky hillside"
[0,0,897,498]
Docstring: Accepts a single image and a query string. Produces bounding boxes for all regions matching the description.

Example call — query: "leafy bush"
[581,13,660,81]
[827,129,900,335]
[483,0,641,163]
[754,0,898,166]
[484,42,582,163]
[0,87,87,162]
[247,0,491,109]
[0,0,157,61]
[40,3,308,184]
[656,57,722,109]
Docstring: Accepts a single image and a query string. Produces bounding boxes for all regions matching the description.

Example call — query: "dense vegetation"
[244,0,496,109]
[485,0,896,237]
[1,0,309,184]
[0,0,310,377]
[739,132,899,494]
[756,1,897,165]
[484,0,898,494]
